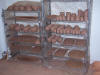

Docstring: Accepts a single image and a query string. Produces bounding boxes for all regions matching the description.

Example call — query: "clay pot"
[84,9,88,21]
[14,6,19,11]
[60,12,65,16]
[66,12,71,21]
[74,25,80,30]
[7,6,14,11]
[20,6,25,11]
[80,17,84,21]
[20,24,24,31]
[76,15,80,21]
[52,38,57,43]
[66,60,84,68]
[68,50,85,59]
[56,36,63,43]
[64,25,72,34]
[84,9,88,17]
[9,24,17,30]
[48,35,55,43]
[46,24,54,31]
[15,25,20,32]
[78,9,84,17]
[71,13,76,21]
[30,25,38,32]
[35,40,40,44]
[81,29,87,35]
[84,16,88,21]
[25,6,32,11]
[72,25,80,35]
[71,16,75,21]
[55,49,67,57]
[62,16,66,21]
[23,25,31,32]
[57,25,64,34]
[56,16,60,21]
[51,25,58,33]
[32,6,40,11]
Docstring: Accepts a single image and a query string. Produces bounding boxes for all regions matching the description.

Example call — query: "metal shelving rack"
[1,0,93,74]
[2,1,45,62]
[43,0,93,75]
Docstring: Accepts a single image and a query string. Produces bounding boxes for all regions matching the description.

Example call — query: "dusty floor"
[0,59,92,75]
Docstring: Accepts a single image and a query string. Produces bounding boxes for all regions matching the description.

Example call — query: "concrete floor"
[0,59,92,75]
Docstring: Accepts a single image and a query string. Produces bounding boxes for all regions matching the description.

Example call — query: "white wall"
[90,0,100,63]
[0,0,100,63]
[0,0,7,59]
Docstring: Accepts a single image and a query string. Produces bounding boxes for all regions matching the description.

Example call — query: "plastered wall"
[0,0,7,59]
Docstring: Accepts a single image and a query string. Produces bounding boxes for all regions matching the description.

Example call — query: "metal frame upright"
[43,0,93,75]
